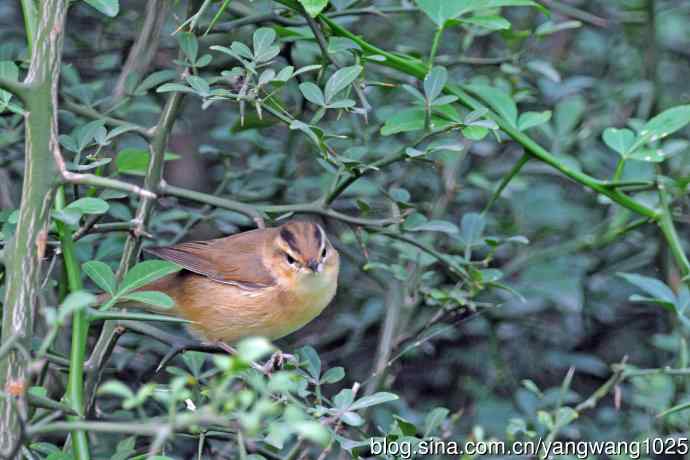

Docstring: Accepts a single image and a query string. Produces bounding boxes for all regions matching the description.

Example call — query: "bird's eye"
[321,247,327,258]
[285,253,296,265]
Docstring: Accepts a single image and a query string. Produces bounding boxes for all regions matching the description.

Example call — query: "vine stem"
[428,25,444,69]
[657,179,690,279]
[0,0,68,454]
[316,12,657,219]
[83,92,184,414]
[55,187,91,459]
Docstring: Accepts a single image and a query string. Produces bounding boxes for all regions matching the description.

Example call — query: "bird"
[132,221,340,343]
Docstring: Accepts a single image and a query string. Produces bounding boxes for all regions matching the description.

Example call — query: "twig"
[657,179,690,280]
[0,78,30,103]
[483,152,529,214]
[303,13,371,122]
[325,6,417,19]
[215,13,301,32]
[364,282,402,396]
[59,172,156,199]
[161,182,401,228]
[160,181,266,228]
[74,222,138,241]
[26,392,78,416]
[26,412,229,437]
[436,53,521,66]
[83,90,184,414]
[369,229,467,278]
[63,99,152,139]
[324,127,456,205]
[538,0,609,27]
[317,13,660,221]
[112,0,168,101]
[575,357,628,412]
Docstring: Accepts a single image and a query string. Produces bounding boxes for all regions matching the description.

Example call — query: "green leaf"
[536,20,582,36]
[116,148,180,176]
[459,15,511,30]
[618,272,677,305]
[298,0,330,17]
[627,147,667,163]
[460,212,486,246]
[349,392,398,411]
[324,65,362,103]
[602,127,636,157]
[135,70,178,95]
[408,220,459,234]
[389,187,411,203]
[321,366,345,384]
[52,209,82,226]
[327,99,356,109]
[156,83,194,94]
[98,380,134,399]
[84,0,120,17]
[518,110,552,131]
[118,260,182,296]
[341,411,365,426]
[299,82,325,106]
[462,125,489,140]
[186,75,210,96]
[73,120,105,153]
[628,295,675,312]
[294,421,330,446]
[178,32,198,63]
[66,197,109,215]
[424,66,448,102]
[416,0,469,27]
[381,106,457,136]
[465,84,518,127]
[416,0,537,28]
[275,66,294,82]
[253,27,276,56]
[236,336,275,362]
[59,291,96,322]
[639,105,690,143]
[298,346,321,379]
[83,261,116,295]
[121,291,175,310]
[328,36,362,54]
[0,61,19,110]
[424,407,449,437]
[381,108,426,136]
[431,94,459,106]
[333,388,354,409]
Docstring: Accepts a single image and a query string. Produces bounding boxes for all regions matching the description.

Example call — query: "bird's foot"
[155,340,229,374]
[261,350,297,374]
[215,341,238,356]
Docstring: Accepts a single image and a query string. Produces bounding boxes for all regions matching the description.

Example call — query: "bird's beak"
[307,259,319,273]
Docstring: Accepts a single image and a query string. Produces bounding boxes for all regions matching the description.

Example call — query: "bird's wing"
[145,228,277,289]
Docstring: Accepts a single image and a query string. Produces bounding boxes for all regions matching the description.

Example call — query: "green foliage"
[1,0,690,458]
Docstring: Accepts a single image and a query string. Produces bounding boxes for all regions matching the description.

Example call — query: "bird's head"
[268,221,339,284]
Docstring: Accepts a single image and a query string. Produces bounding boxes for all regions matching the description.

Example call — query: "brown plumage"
[139,221,339,342]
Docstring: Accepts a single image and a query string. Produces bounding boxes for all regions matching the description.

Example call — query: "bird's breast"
[276,267,338,337]
[174,264,338,343]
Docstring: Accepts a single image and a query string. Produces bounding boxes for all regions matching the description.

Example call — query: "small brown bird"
[140,221,339,343]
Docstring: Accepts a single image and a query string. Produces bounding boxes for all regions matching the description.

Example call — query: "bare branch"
[112,0,168,101]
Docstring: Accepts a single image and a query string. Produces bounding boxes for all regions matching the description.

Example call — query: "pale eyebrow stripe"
[316,224,326,254]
